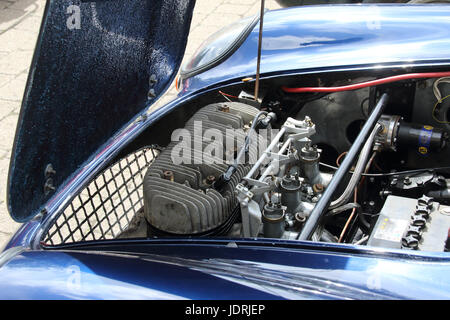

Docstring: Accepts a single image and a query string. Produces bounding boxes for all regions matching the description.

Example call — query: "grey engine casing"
[143,102,261,234]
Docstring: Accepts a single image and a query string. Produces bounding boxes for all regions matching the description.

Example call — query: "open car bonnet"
[7,0,195,222]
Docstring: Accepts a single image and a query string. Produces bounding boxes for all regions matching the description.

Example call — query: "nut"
[312,183,324,193]
[219,104,230,112]
[206,175,216,185]
[163,170,174,181]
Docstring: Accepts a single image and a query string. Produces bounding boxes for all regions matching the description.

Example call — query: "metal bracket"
[44,164,56,195]
[44,178,55,195]
[240,199,262,238]
[241,178,275,196]
[283,117,316,140]
[236,183,254,205]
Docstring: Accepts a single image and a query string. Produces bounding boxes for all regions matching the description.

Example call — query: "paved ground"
[0,0,282,249]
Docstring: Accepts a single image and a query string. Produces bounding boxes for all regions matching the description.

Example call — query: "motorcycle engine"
[134,79,450,253]
[143,102,261,235]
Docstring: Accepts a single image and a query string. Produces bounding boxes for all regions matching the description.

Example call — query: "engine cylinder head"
[143,102,262,235]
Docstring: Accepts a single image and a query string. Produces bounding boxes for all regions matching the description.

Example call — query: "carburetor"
[235,116,332,238]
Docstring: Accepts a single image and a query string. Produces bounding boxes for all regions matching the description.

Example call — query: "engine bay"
[97,72,450,253]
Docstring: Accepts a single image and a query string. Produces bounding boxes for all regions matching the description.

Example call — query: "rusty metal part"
[163,170,174,181]
[313,183,324,193]
[219,104,230,112]
[206,175,216,185]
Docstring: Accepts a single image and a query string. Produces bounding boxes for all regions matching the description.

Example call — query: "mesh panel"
[42,146,159,246]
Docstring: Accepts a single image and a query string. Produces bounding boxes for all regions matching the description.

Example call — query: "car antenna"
[254,0,265,102]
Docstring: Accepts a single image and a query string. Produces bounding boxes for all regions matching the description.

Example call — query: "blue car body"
[2,1,450,299]
[181,4,450,93]
[1,239,450,299]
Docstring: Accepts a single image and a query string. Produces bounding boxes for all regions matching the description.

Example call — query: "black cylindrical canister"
[262,203,285,238]
[397,122,448,155]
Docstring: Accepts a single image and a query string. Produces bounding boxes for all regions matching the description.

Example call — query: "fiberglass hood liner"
[7,0,195,222]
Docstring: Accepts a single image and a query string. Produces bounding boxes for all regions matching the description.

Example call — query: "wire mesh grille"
[42,146,159,246]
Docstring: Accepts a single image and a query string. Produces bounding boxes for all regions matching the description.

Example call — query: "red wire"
[219,91,239,99]
[282,71,450,93]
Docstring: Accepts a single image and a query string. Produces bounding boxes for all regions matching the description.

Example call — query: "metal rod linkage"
[297,93,389,241]
[254,0,265,101]
[245,126,287,180]
[259,137,292,182]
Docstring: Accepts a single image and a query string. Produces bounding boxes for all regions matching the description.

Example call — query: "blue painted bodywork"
[3,4,450,299]
[181,4,450,92]
[1,239,450,299]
